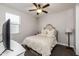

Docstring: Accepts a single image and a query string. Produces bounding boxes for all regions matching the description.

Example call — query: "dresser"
[0,40,25,56]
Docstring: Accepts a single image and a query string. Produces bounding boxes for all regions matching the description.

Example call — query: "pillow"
[40,28,48,36]
[46,29,56,37]
[40,27,56,37]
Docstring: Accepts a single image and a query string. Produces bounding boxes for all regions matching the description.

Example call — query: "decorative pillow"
[40,27,56,37]
[40,24,56,38]
[46,28,56,37]
[40,28,48,36]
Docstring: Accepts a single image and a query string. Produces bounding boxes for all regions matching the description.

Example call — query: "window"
[5,12,20,33]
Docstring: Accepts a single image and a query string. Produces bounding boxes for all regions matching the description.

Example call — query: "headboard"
[43,24,58,41]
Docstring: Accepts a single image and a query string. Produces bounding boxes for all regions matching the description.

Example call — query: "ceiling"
[0,3,75,17]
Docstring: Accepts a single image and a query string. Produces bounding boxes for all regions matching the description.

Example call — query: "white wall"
[76,4,79,55]
[38,8,75,48]
[0,5,37,43]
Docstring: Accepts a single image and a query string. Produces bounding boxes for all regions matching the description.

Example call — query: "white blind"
[5,12,20,33]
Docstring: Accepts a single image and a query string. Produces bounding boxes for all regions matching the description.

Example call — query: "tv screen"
[2,19,10,50]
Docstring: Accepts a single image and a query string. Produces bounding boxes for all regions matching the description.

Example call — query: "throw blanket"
[22,34,57,56]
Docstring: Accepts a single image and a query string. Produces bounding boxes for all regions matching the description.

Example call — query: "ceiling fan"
[29,3,50,15]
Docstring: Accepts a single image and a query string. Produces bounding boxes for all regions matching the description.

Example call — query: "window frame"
[5,12,21,34]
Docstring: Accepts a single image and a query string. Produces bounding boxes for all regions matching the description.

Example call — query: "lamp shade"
[65,28,72,33]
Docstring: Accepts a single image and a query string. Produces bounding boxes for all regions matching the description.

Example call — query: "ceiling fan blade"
[42,10,48,13]
[29,9,36,11]
[38,4,41,8]
[33,3,37,7]
[42,4,50,8]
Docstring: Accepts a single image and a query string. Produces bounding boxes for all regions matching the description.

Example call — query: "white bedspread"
[22,34,57,56]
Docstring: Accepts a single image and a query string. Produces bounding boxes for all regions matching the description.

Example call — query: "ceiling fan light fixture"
[36,9,42,13]
[29,3,50,15]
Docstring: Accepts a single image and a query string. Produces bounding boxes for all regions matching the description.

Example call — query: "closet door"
[76,4,79,55]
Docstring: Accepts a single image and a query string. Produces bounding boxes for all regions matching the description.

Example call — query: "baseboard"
[57,42,74,48]
[57,42,68,46]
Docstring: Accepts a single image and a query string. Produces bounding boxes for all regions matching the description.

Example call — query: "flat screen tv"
[2,19,10,50]
[0,19,13,55]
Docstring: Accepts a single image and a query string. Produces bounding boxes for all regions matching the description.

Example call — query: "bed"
[22,24,58,56]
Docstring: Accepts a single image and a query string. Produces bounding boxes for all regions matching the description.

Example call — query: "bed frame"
[22,24,58,56]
